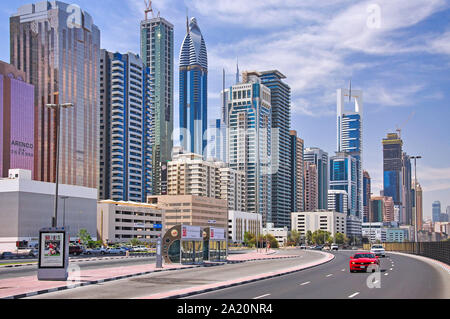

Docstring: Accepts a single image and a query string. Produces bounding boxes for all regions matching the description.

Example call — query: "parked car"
[0,252,15,259]
[331,244,339,251]
[69,245,83,256]
[28,249,39,257]
[312,245,324,250]
[300,244,307,250]
[132,246,149,252]
[84,247,108,255]
[370,244,386,257]
[323,245,331,251]
[107,247,127,255]
[349,252,380,273]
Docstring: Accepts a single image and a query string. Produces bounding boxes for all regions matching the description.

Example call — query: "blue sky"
[1,0,449,219]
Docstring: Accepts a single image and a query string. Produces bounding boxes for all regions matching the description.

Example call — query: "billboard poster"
[40,232,65,268]
[181,225,202,240]
[210,227,226,240]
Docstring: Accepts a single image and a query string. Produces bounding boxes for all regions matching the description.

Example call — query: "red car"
[349,252,380,273]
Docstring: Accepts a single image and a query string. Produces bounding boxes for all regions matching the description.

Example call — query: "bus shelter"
[203,227,227,262]
[162,225,203,265]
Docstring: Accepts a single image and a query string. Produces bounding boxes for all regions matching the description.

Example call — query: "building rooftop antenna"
[144,0,154,20]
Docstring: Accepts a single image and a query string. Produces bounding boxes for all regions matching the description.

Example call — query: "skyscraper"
[228,71,272,225]
[432,201,441,222]
[402,153,413,225]
[0,61,34,177]
[370,196,394,222]
[259,70,291,228]
[10,1,100,188]
[140,8,174,195]
[328,190,348,214]
[290,130,304,213]
[99,51,152,203]
[382,132,403,214]
[363,171,371,222]
[412,179,423,231]
[304,161,318,212]
[337,88,363,218]
[304,147,328,210]
[329,152,358,216]
[179,17,208,156]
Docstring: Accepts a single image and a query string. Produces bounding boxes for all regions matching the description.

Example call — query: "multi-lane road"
[189,250,450,299]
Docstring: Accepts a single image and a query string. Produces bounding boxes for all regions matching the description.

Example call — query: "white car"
[370,244,386,257]
[132,246,149,252]
[107,247,127,255]
[331,244,339,251]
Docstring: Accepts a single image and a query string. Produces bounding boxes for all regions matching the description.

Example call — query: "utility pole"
[411,156,422,242]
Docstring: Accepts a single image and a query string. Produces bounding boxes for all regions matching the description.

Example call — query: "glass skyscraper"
[432,201,441,223]
[179,17,208,156]
[141,13,174,195]
[304,147,328,210]
[99,51,152,203]
[382,133,403,206]
[10,1,100,188]
[329,152,358,215]
[259,70,291,228]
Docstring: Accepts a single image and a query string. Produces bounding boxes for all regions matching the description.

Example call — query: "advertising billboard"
[39,232,65,268]
[181,225,202,240]
[210,227,226,240]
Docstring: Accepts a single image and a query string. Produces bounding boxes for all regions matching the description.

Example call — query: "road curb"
[387,251,450,274]
[145,251,335,299]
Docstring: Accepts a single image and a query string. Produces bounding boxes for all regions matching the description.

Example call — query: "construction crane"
[396,110,415,138]
[144,0,154,20]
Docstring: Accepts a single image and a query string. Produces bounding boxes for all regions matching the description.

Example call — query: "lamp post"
[46,102,74,228]
[61,196,69,228]
[369,192,373,246]
[410,156,422,242]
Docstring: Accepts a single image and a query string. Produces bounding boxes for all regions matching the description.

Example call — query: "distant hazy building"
[0,61,34,177]
[402,153,413,225]
[304,162,318,212]
[0,169,97,252]
[370,196,395,223]
[10,1,100,188]
[386,228,408,243]
[412,179,423,230]
[289,130,304,213]
[432,201,441,223]
[329,152,358,216]
[304,147,328,210]
[99,50,152,202]
[263,223,289,247]
[363,171,371,222]
[362,222,387,243]
[141,12,174,195]
[328,190,348,214]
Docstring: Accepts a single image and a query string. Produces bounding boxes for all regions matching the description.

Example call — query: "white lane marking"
[326,274,333,277]
[300,281,311,286]
[341,269,345,271]
[253,293,271,299]
[389,268,393,271]
[384,273,389,276]
[348,292,360,298]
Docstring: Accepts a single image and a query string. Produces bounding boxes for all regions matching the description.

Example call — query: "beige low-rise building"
[147,195,228,231]
[97,200,164,244]
[291,211,347,237]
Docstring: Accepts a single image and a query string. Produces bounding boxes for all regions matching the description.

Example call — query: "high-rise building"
[328,190,348,214]
[402,153,413,225]
[329,152,358,216]
[304,147,328,210]
[259,70,291,228]
[99,51,152,202]
[0,61,34,177]
[289,130,304,213]
[363,171,371,222]
[304,161,318,212]
[382,133,403,210]
[412,179,423,230]
[337,88,363,218]
[207,118,226,162]
[370,196,394,222]
[228,71,272,225]
[432,201,441,222]
[140,10,174,195]
[10,1,100,188]
[179,17,208,156]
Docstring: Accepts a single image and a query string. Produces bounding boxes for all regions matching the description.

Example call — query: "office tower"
[304,147,328,210]
[259,70,291,228]
[290,130,304,212]
[337,88,363,218]
[10,1,100,188]
[329,152,358,216]
[99,51,152,203]
[382,133,403,220]
[304,161,318,211]
[432,201,441,222]
[370,196,394,222]
[207,118,226,162]
[402,153,413,225]
[0,61,34,177]
[328,190,348,214]
[228,71,272,225]
[179,17,208,155]
[412,179,423,230]
[363,171,371,222]
[140,8,174,195]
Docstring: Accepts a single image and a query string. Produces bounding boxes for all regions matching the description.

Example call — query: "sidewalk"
[0,250,299,299]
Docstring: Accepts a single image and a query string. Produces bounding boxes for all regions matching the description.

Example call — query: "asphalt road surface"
[189,250,450,299]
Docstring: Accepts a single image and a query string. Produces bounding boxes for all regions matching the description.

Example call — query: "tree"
[129,238,144,247]
[306,230,313,245]
[265,234,279,249]
[78,229,92,245]
[334,232,347,245]
[244,232,256,247]
[311,230,332,245]
[288,230,301,246]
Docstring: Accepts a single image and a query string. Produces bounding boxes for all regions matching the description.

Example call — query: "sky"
[1,0,449,219]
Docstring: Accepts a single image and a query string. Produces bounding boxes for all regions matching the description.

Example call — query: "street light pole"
[61,196,69,228]
[411,156,422,242]
[46,101,74,228]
